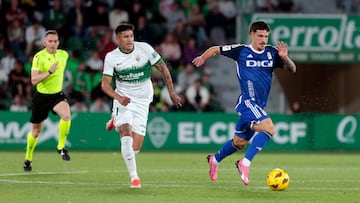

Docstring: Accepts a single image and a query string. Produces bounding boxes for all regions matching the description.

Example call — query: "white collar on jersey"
[248,44,265,54]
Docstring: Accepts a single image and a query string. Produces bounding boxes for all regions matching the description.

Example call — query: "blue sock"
[214,139,239,163]
[244,131,271,162]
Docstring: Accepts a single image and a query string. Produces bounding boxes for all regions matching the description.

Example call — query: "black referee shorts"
[30,90,68,124]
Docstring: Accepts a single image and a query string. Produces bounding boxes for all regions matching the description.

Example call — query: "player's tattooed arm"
[276,41,296,73]
[155,60,175,93]
[282,57,296,73]
[155,60,182,107]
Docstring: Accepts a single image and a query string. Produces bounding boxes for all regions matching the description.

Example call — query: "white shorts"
[112,99,150,136]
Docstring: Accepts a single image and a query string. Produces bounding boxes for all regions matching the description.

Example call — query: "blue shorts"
[234,98,269,141]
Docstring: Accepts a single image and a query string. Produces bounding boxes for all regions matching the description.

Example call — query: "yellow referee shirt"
[32,48,69,94]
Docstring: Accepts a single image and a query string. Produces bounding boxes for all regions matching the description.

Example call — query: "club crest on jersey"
[152,52,158,59]
[246,60,273,67]
[135,55,140,62]
[267,52,272,59]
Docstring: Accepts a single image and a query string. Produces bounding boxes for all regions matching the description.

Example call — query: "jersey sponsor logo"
[246,60,273,67]
[119,72,145,81]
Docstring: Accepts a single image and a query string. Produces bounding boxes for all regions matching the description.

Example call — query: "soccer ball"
[266,168,290,191]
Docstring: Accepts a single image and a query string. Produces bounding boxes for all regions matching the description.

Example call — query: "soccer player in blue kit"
[192,21,296,185]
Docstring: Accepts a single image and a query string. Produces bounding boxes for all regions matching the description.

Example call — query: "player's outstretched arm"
[154,60,182,108]
[192,46,220,67]
[276,41,296,73]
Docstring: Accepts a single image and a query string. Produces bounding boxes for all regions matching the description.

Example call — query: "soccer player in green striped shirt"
[23,30,71,171]
[102,23,183,188]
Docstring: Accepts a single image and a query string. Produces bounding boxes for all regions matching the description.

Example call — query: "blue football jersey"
[220,44,284,108]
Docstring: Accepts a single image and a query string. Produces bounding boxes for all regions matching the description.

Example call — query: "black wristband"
[48,70,53,74]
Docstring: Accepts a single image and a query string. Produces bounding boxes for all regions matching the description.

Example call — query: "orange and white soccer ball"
[266,168,290,191]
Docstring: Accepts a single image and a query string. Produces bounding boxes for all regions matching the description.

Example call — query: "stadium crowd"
[2,0,323,113]
[0,0,241,113]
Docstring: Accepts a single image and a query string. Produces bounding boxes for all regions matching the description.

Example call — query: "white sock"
[242,158,251,166]
[212,156,219,165]
[121,136,138,179]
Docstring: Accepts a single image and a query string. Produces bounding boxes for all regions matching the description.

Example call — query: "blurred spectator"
[0,33,5,52]
[5,0,27,26]
[86,51,104,72]
[159,0,175,19]
[109,1,129,30]
[66,50,83,77]
[128,0,146,28]
[8,59,30,98]
[201,69,222,111]
[89,96,110,112]
[277,0,296,12]
[254,0,277,12]
[42,0,67,39]
[31,0,51,22]
[63,67,74,97]
[182,37,200,65]
[218,0,237,38]
[287,100,302,114]
[85,2,109,39]
[164,1,186,32]
[158,32,182,69]
[177,62,200,93]
[150,79,163,112]
[185,78,211,112]
[9,94,28,111]
[7,19,26,62]
[134,15,155,44]
[186,3,208,48]
[71,93,88,112]
[172,19,191,47]
[336,0,360,13]
[97,28,117,59]
[71,62,90,102]
[181,0,199,15]
[23,53,34,76]
[0,98,8,110]
[25,19,46,55]
[85,68,103,101]
[170,91,196,112]
[99,0,115,9]
[200,0,214,16]
[205,2,227,45]
[66,0,87,38]
[0,49,16,82]
[218,0,237,18]
[20,0,37,20]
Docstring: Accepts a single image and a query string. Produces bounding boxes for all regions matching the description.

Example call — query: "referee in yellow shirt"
[24,30,72,171]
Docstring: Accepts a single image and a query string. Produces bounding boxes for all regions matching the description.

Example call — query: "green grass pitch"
[0,151,359,203]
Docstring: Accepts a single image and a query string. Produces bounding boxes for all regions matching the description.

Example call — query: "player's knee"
[32,128,42,137]
[119,124,131,136]
[266,125,275,136]
[233,137,247,149]
[62,115,71,121]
